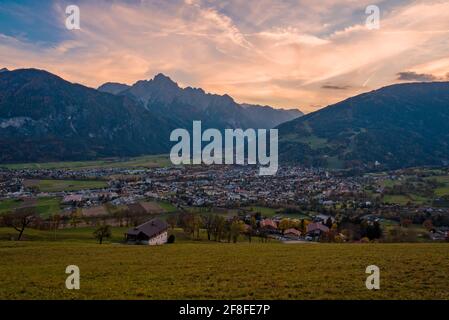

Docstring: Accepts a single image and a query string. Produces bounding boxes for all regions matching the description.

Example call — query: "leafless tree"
[1,207,37,240]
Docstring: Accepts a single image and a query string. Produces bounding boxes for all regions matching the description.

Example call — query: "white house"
[125,218,168,245]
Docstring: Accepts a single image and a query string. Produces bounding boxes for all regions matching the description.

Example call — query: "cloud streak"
[321,84,352,90]
[397,71,438,82]
[1,0,449,112]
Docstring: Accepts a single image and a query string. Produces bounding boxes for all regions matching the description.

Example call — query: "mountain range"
[1,67,448,170]
[98,74,303,129]
[0,68,301,163]
[0,69,174,162]
[278,81,449,170]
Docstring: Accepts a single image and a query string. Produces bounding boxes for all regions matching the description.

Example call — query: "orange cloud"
[1,0,448,113]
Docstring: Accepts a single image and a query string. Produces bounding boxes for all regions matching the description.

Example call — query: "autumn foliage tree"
[278,218,298,233]
[230,220,245,243]
[423,219,434,231]
[93,224,112,244]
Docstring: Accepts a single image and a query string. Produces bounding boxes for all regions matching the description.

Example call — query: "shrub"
[93,224,111,244]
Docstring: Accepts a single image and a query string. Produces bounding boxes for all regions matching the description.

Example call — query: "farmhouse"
[284,228,301,239]
[260,219,277,230]
[306,222,330,240]
[125,218,168,245]
[62,194,83,204]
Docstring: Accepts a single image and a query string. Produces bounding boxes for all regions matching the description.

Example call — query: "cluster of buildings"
[1,165,449,242]
[0,165,370,210]
[113,165,369,208]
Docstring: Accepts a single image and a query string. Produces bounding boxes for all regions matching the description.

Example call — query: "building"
[62,194,83,204]
[125,218,168,245]
[260,219,277,230]
[284,228,301,239]
[306,222,330,239]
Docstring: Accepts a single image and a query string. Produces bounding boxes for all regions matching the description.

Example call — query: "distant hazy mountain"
[0,69,174,163]
[99,74,302,129]
[97,82,130,95]
[240,103,303,129]
[0,68,8,73]
[278,82,449,170]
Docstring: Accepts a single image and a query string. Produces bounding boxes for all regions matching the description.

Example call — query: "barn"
[125,218,168,245]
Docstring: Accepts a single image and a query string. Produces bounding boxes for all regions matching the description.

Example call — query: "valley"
[2,0,449,305]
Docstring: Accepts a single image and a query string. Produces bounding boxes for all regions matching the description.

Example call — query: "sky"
[0,0,449,113]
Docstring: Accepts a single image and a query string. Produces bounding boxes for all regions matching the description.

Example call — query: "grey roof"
[126,218,168,238]
[306,222,330,233]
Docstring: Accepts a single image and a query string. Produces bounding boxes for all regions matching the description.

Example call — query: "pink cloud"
[1,0,448,113]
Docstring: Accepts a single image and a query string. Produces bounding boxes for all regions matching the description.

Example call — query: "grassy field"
[382,194,428,205]
[0,239,448,300]
[157,201,177,213]
[0,198,177,220]
[244,206,278,216]
[243,206,310,220]
[24,179,108,192]
[1,155,170,170]
[0,199,21,214]
[0,197,61,218]
[377,173,449,205]
[0,227,128,242]
[431,175,449,197]
[0,227,250,243]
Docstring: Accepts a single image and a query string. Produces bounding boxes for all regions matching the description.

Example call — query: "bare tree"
[2,207,37,240]
[70,208,83,228]
[51,213,62,240]
[202,214,214,241]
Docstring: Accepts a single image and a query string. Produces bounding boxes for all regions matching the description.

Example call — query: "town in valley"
[1,158,448,244]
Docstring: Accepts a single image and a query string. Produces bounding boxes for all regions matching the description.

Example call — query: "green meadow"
[378,173,449,205]
[157,201,177,213]
[1,154,170,170]
[0,197,61,218]
[24,179,108,193]
[0,239,448,300]
[243,206,310,219]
